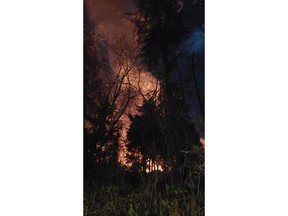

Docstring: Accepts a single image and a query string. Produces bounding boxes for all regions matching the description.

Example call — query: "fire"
[107,43,160,166]
[117,68,159,166]
[199,137,205,148]
[145,158,164,173]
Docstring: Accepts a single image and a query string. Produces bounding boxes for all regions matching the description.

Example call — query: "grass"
[84,145,205,216]
[84,182,204,216]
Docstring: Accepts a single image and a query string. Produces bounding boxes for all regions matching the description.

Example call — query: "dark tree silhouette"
[132,0,185,81]
[129,0,204,190]
[84,26,137,182]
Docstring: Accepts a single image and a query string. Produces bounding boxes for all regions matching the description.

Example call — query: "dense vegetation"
[84,0,204,215]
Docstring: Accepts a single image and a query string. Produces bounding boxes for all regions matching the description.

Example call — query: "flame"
[117,68,159,166]
[199,137,205,148]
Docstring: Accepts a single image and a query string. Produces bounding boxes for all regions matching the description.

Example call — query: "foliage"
[84,26,137,180]
[84,181,204,216]
[132,0,185,77]
[127,96,200,178]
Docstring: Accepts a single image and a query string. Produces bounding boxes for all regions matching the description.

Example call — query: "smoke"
[84,0,136,40]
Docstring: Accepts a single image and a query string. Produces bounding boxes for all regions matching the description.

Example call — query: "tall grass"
[84,182,204,216]
[84,146,204,216]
